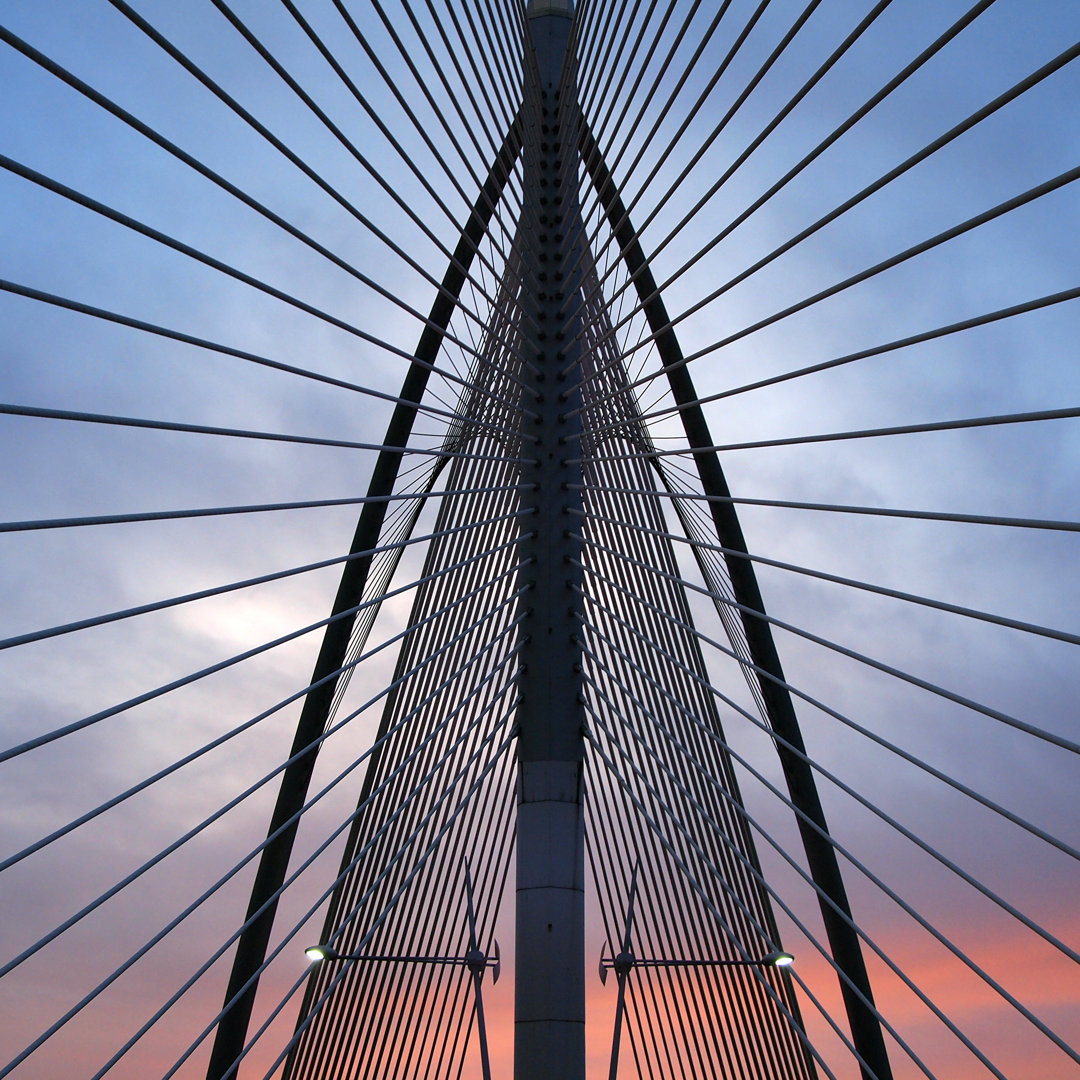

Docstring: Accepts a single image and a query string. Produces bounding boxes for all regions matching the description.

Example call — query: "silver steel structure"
[2,3,1079,1080]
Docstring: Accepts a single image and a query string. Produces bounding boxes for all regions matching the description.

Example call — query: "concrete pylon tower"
[513,2,586,1078]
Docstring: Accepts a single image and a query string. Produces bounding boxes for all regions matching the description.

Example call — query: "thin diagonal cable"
[486,0,531,118]
[209,678,522,1080]
[1,525,532,762]
[254,737,514,1080]
[362,0,514,176]
[583,0,674,168]
[585,824,740,1080]
[561,0,725,226]
[330,477,524,728]
[581,651,819,1080]
[581,657,811,1079]
[581,681,919,1078]
[574,499,1080,746]
[580,565,773,959]
[617,39,1080,391]
[400,0,511,173]
[582,725,840,1080]
[580,498,1080,748]
[574,468,812,1075]
[572,0,888,303]
[285,441,526,1074]
[0,153,537,402]
[434,0,523,179]
[233,726,519,1080]
[285,527,524,1067]
[0,400,536,460]
[568,1,881,383]
[90,661,521,1080]
[4,627,523,1069]
[1,508,529,652]
[0,486,529,534]
[570,404,1080,460]
[308,705,516,1080]
[582,673,897,1080]
[0,278,531,435]
[573,0,985,352]
[584,604,1080,972]
[639,285,1080,422]
[558,0,771,291]
[641,476,1080,746]
[579,653,954,1080]
[580,624,1076,1075]
[574,286,771,729]
[276,743,511,1080]
[574,560,1080,860]
[599,0,823,239]
[460,0,522,133]
[582,0,657,130]
[449,0,523,146]
[382,746,514,1079]
[105,0,522,325]
[320,527,521,910]
[572,513,1080,649]
[274,0,528,283]
[573,0,627,119]
[584,95,1080,407]
[0,565,528,881]
[119,718,519,1080]
[583,604,825,1080]
[320,297,530,727]
[0,24,518,367]
[573,483,1080,534]
[299,447,526,929]
[323,471,451,724]
[568,0,613,92]
[573,0,785,273]
[292,0,499,211]
[580,160,1080,393]
[574,0,704,192]
[2,623,524,1077]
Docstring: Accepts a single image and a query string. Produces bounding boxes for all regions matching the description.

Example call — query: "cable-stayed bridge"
[1,1,1078,1078]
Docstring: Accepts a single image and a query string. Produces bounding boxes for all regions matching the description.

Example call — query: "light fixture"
[305,945,341,963]
[765,950,795,968]
[303,859,498,1080]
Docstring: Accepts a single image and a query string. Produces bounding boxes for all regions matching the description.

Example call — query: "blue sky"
[1,1,1079,1077]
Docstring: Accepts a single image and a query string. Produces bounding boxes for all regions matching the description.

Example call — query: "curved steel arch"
[576,120,894,1080]
[206,118,523,1080]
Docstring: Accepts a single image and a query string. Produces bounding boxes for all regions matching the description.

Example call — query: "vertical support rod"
[515,4,586,1080]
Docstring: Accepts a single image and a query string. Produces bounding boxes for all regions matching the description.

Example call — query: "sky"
[1,1,1079,1078]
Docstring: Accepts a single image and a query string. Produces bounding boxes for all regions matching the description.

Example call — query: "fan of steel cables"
[1,2,1078,1079]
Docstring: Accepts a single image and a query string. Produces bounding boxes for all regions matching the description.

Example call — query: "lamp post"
[305,943,499,1080]
[599,865,795,1080]
[304,943,501,974]
[306,861,499,1080]
[599,948,794,982]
